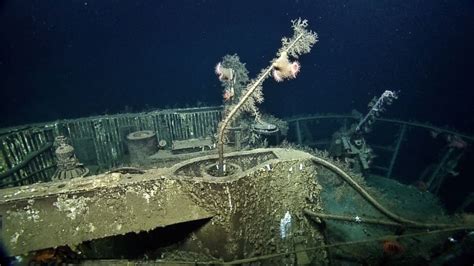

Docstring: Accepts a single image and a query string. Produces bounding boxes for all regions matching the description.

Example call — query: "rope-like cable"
[310,156,458,229]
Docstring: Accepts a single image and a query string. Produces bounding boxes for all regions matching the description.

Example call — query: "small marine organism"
[223,89,234,101]
[414,180,429,192]
[430,130,440,138]
[382,239,404,256]
[30,246,76,263]
[354,215,362,223]
[215,62,234,82]
[272,51,301,82]
[446,135,468,149]
[280,211,292,239]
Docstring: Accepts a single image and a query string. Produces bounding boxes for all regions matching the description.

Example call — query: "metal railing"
[1,109,472,189]
[0,106,223,187]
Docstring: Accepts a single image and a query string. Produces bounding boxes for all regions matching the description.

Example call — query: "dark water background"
[1,0,473,210]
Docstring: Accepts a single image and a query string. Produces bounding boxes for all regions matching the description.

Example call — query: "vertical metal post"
[427,147,454,191]
[386,124,406,179]
[295,120,302,145]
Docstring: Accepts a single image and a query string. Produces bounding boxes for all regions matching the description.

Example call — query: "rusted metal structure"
[287,114,473,190]
[0,106,473,264]
[0,107,222,188]
[51,136,89,180]
[0,148,328,264]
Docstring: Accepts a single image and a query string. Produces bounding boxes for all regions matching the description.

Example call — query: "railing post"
[295,120,302,145]
[386,124,406,179]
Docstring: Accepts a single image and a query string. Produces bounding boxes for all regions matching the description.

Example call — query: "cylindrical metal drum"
[126,130,158,165]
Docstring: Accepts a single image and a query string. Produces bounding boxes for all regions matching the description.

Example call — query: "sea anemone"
[382,239,404,256]
[223,89,234,101]
[272,52,301,82]
[215,62,234,82]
